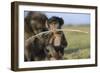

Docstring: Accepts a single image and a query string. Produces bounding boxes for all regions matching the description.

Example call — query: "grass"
[62,25,90,60]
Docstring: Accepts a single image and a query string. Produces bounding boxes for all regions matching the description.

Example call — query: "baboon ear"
[59,18,64,26]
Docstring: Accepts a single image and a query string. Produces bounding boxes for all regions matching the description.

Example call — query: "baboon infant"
[46,16,68,60]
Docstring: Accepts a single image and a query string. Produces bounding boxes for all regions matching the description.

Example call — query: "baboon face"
[25,12,48,34]
[48,16,64,31]
[49,21,60,31]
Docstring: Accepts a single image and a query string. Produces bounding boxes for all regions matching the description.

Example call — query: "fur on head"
[25,11,48,34]
[48,16,64,29]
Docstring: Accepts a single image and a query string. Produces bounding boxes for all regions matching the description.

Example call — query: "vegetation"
[62,25,90,59]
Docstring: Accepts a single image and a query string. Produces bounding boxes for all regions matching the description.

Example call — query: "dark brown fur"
[24,11,48,61]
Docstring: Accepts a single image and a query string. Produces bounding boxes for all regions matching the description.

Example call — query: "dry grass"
[62,25,90,59]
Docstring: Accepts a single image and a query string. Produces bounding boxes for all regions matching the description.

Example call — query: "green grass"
[62,25,90,59]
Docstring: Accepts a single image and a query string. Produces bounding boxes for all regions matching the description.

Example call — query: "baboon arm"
[61,33,68,48]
